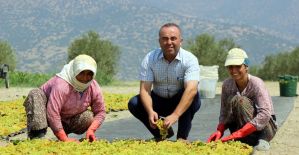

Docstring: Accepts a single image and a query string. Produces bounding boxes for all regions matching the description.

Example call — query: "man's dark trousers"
[128,90,201,139]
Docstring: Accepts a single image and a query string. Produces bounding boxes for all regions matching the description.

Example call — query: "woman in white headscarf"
[24,54,106,142]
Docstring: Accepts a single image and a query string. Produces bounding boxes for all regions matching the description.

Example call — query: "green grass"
[0,71,53,88]
[108,80,139,87]
[0,71,139,88]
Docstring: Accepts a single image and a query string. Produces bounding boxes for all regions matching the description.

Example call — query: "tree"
[257,53,287,80]
[68,31,120,85]
[287,47,299,75]
[0,40,16,71]
[186,34,238,80]
[257,47,299,80]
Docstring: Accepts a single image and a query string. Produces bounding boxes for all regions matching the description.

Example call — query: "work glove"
[221,122,256,142]
[207,123,226,142]
[54,129,79,142]
[86,121,100,142]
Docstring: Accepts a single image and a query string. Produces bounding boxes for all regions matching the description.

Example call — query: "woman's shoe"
[28,128,47,139]
[254,139,270,151]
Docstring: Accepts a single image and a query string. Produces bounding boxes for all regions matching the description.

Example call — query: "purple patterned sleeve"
[249,77,273,130]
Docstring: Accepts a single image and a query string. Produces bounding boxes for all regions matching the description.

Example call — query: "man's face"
[159,26,182,61]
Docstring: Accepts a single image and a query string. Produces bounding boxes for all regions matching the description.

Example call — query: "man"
[128,23,201,141]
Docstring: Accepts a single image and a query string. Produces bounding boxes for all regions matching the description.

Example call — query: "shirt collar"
[158,48,182,61]
[234,74,251,95]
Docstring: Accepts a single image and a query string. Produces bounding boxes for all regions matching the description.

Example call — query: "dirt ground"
[1,82,299,154]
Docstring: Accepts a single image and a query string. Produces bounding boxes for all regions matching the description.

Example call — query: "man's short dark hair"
[159,23,182,36]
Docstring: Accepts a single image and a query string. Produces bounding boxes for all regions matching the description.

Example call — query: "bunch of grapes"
[156,118,168,140]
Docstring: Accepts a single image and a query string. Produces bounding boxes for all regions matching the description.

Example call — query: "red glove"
[207,123,226,142]
[86,121,100,142]
[221,122,256,142]
[54,129,79,142]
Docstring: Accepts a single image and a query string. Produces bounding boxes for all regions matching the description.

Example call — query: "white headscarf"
[57,54,97,92]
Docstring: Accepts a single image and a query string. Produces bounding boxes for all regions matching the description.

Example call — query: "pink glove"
[207,123,226,142]
[54,129,79,142]
[86,121,100,142]
[221,122,256,142]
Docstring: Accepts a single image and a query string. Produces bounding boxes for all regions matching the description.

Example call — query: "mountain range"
[0,0,297,80]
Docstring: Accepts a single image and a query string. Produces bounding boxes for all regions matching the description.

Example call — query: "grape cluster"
[156,118,168,140]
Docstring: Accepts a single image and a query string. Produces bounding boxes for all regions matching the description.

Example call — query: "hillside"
[144,0,299,42]
[0,0,297,80]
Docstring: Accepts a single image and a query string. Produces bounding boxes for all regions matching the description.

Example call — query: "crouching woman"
[207,48,277,151]
[23,54,106,142]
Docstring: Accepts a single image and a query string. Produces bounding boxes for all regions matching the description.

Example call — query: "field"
[0,82,256,154]
[1,81,299,154]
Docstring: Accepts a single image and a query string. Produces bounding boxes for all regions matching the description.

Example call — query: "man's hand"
[164,113,179,128]
[168,80,198,128]
[148,111,159,129]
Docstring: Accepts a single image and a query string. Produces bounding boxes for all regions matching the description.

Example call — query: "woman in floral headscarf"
[24,54,106,142]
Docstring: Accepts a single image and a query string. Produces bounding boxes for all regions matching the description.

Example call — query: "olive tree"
[68,31,120,85]
[0,40,16,71]
[257,47,299,80]
[186,34,238,80]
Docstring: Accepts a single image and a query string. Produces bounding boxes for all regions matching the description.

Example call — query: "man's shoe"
[166,126,174,138]
[153,126,175,142]
[28,128,47,139]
